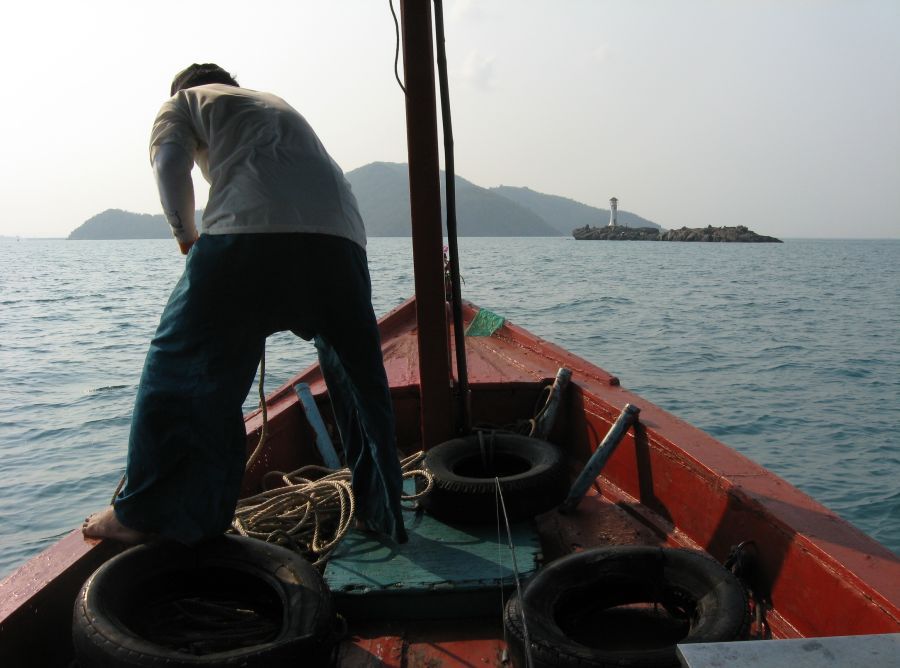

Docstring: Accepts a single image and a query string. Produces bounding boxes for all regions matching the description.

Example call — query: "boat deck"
[238,297,899,654]
[330,486,669,667]
[2,298,898,667]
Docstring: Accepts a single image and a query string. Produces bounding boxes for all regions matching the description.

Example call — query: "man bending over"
[83,63,407,546]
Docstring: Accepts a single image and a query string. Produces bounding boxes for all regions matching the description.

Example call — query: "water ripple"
[1,237,898,578]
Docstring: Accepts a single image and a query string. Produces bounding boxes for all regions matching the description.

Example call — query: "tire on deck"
[72,535,336,667]
[504,546,750,667]
[422,433,568,523]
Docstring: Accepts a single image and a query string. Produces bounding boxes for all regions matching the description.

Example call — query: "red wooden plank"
[337,633,404,667]
[405,637,505,667]
[0,530,123,666]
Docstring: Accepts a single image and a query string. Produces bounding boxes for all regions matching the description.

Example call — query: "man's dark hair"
[170,64,239,96]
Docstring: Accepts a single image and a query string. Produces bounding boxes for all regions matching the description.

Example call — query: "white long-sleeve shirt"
[149,84,366,248]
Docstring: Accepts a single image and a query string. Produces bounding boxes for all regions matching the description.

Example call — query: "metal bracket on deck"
[293,382,341,469]
[532,368,572,440]
[559,403,640,513]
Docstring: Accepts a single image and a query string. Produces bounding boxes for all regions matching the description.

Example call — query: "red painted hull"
[2,296,898,666]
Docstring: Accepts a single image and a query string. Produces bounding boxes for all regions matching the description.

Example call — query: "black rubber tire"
[504,546,750,668]
[72,535,336,667]
[422,433,568,523]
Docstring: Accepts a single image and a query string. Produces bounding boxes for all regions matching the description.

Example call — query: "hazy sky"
[1,0,897,239]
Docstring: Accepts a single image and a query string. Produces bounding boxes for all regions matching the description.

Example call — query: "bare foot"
[82,506,149,544]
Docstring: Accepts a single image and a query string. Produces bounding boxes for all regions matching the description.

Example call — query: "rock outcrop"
[573,224,781,243]
[572,226,662,241]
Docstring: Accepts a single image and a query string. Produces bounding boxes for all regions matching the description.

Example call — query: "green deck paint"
[324,482,542,620]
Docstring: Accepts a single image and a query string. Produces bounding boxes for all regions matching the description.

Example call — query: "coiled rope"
[236,347,434,567]
[231,453,433,567]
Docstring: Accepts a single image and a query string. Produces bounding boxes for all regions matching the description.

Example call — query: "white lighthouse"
[608,197,618,227]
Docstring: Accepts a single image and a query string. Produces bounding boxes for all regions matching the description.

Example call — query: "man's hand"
[178,236,198,255]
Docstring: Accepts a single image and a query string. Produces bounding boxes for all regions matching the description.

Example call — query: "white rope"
[495,477,534,668]
[236,341,434,565]
[244,348,268,472]
[496,478,509,662]
[232,452,432,567]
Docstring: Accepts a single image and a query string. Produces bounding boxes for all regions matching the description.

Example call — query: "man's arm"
[152,143,197,254]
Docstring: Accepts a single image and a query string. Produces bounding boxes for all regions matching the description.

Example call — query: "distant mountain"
[68,163,659,239]
[344,162,412,236]
[345,162,561,236]
[491,186,661,235]
[67,209,200,240]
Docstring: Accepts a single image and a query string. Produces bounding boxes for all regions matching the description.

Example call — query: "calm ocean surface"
[1,237,898,577]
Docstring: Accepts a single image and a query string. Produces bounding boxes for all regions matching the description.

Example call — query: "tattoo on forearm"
[165,210,183,230]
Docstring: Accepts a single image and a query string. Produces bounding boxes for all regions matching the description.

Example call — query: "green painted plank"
[324,482,542,620]
[464,308,506,337]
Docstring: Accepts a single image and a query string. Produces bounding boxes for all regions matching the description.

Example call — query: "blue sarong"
[114,233,407,544]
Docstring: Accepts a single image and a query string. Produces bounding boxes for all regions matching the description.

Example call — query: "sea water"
[1,237,898,577]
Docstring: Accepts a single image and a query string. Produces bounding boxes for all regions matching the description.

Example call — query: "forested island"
[68,210,202,240]
[572,225,782,243]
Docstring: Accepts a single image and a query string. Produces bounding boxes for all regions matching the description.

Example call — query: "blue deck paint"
[324,481,542,620]
[677,633,899,667]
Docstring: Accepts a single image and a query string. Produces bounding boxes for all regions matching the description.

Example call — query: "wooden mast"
[399,0,453,447]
